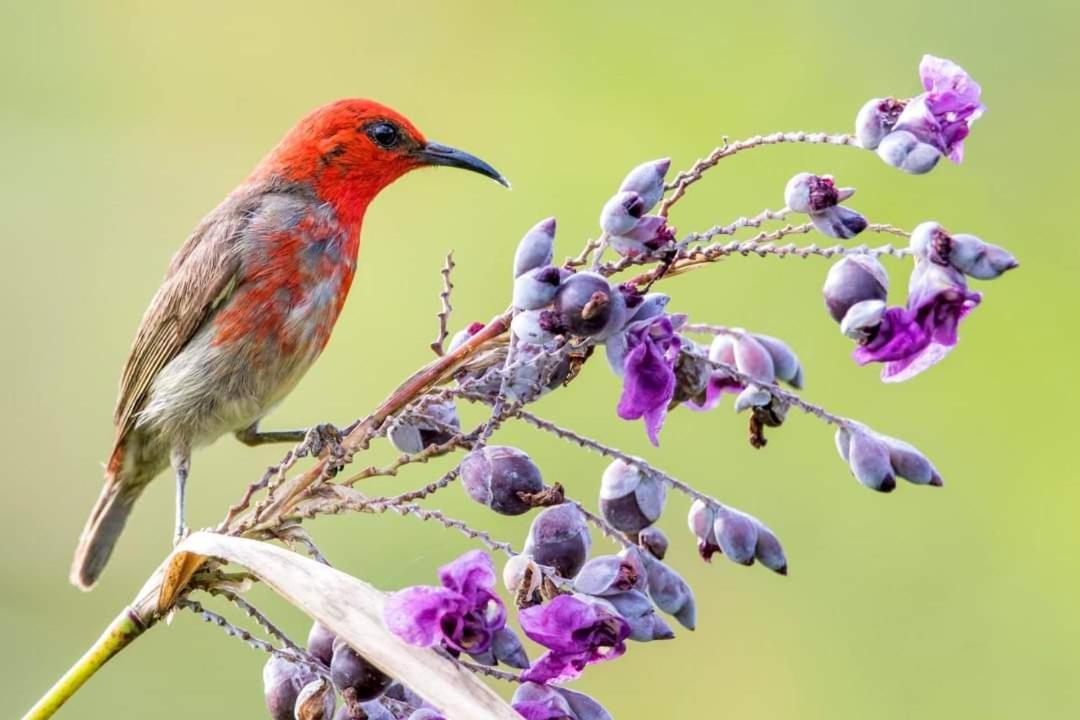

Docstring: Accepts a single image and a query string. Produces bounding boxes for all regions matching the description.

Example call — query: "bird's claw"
[173,525,191,547]
[300,423,345,458]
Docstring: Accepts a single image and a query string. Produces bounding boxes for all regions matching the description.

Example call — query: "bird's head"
[255,98,508,224]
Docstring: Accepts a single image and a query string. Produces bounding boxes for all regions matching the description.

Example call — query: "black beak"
[414,141,510,188]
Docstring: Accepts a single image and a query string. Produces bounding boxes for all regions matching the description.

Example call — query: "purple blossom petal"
[518,595,631,684]
[438,550,497,606]
[384,587,469,648]
[897,55,985,163]
[616,317,681,445]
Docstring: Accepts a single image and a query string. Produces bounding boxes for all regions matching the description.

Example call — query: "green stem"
[22,608,148,720]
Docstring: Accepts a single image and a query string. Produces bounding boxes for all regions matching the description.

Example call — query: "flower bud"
[385,683,425,708]
[331,638,393,703]
[734,333,775,383]
[295,678,335,720]
[524,504,592,577]
[839,428,896,492]
[573,551,646,597]
[784,172,841,214]
[734,384,771,413]
[638,526,669,560]
[407,710,445,720]
[606,589,675,642]
[752,334,803,389]
[713,508,759,565]
[556,687,614,720]
[609,215,675,257]
[511,309,562,344]
[263,655,315,720]
[752,520,788,575]
[811,205,869,240]
[492,626,530,669]
[307,622,336,666]
[513,266,568,310]
[839,299,886,340]
[878,434,944,487]
[876,130,942,175]
[502,554,542,598]
[628,292,671,324]
[512,682,574,720]
[688,499,719,560]
[599,190,646,235]
[910,222,1017,280]
[618,157,671,212]
[643,555,697,630]
[336,702,395,720]
[446,321,485,353]
[513,217,556,278]
[823,255,890,323]
[387,401,460,454]
[552,272,627,339]
[598,460,667,533]
[855,97,906,150]
[460,446,546,516]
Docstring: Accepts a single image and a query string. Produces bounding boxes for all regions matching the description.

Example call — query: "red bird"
[71,99,507,590]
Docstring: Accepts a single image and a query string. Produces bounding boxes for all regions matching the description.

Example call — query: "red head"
[253,98,507,225]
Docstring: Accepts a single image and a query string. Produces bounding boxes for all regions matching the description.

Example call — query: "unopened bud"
[784,172,840,214]
[606,589,675,642]
[387,401,460,454]
[556,687,614,720]
[573,550,646,597]
[840,428,896,492]
[599,460,667,533]
[460,446,546,516]
[263,655,314,720]
[734,333,775,383]
[331,638,392,703]
[306,622,336,666]
[734,384,771,413]
[553,272,627,339]
[523,504,592,577]
[513,266,567,310]
[446,322,485,354]
[811,205,869,240]
[910,222,1017,280]
[638,526,669,560]
[295,678,335,720]
[491,626,530,669]
[713,507,759,565]
[600,190,646,235]
[688,499,719,560]
[752,520,788,575]
[618,157,671,212]
[823,255,890,323]
[511,309,561,344]
[854,97,906,150]
[879,433,944,487]
[643,555,697,630]
[876,130,942,175]
[513,217,556,278]
[337,702,394,720]
[609,215,674,257]
[752,334,803,389]
[839,299,886,340]
[502,554,542,597]
[512,682,574,720]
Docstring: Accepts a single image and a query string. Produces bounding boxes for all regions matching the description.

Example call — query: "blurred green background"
[3,1,1077,718]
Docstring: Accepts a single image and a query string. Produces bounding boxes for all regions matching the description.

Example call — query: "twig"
[430,252,456,356]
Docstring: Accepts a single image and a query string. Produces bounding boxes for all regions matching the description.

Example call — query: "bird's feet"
[173,523,191,547]
[298,422,346,459]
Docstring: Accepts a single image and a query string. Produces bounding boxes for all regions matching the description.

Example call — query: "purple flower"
[616,315,682,445]
[519,595,631,684]
[384,550,506,655]
[853,261,982,382]
[512,683,574,720]
[896,55,985,163]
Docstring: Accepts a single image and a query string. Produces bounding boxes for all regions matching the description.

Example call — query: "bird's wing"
[110,200,251,454]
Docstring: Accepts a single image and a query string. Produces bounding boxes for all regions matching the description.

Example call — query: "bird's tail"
[70,467,146,591]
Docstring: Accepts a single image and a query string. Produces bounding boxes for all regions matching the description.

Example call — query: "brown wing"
[110,201,250,456]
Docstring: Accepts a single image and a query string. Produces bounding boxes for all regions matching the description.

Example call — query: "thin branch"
[430,252,456,356]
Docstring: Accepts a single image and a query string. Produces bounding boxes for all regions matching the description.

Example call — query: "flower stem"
[21,609,147,720]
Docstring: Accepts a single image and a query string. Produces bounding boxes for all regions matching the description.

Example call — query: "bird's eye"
[367,122,401,149]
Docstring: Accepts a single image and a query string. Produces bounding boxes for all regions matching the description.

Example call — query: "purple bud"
[752,334,804,389]
[643,555,697,630]
[524,504,592,578]
[513,217,557,278]
[552,272,627,339]
[910,222,1018,280]
[839,299,886,340]
[843,429,897,492]
[384,683,425,708]
[600,190,646,235]
[512,682,574,720]
[734,384,771,413]
[638,526,669,560]
[734,333,776,383]
[295,678,335,720]
[513,266,568,310]
[811,205,869,240]
[599,460,667,533]
[784,172,840,214]
[752,520,788,575]
[628,292,671,323]
[337,702,395,720]
[331,638,392,703]
[446,322,485,353]
[713,508,759,565]
[878,434,943,487]
[823,255,890,323]
[307,622,336,666]
[855,97,906,150]
[460,446,546,516]
[263,656,316,720]
[876,130,942,174]
[605,590,675,642]
[407,710,445,720]
[511,309,561,344]
[491,626,530,669]
[387,401,460,454]
[688,499,719,560]
[618,157,671,212]
[555,687,614,720]
[573,551,646,597]
[609,215,675,258]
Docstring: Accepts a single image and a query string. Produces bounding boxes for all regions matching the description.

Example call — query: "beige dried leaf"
[173,532,520,720]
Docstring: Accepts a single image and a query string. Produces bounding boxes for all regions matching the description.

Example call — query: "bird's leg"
[170,447,191,546]
[236,421,347,457]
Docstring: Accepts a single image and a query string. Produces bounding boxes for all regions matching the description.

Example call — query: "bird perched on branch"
[71,99,508,590]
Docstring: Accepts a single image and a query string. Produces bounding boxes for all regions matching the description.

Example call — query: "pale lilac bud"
[606,590,675,642]
[713,508,759,565]
[734,333,775,383]
[407,710,445,720]
[910,222,1017,280]
[524,504,592,577]
[628,291,671,323]
[556,687,614,720]
[600,190,646,235]
[573,550,646,596]
[502,554,542,597]
[338,702,394,720]
[878,434,944,487]
[599,459,667,533]
[752,520,788,575]
[876,130,942,175]
[838,428,896,492]
[734,384,771,413]
[784,172,840,214]
[618,157,671,212]
[688,499,719,559]
[811,206,869,240]
[511,309,561,344]
[306,622,336,666]
[823,255,890,323]
[513,217,556,278]
[446,321,484,353]
[512,683,574,720]
[461,446,546,516]
[752,334,804,389]
[294,678,335,720]
[839,299,886,340]
[638,526,669,560]
[609,215,675,258]
[513,266,567,310]
[263,656,315,720]
[331,638,392,703]
[388,401,460,454]
[491,626,530,669]
[855,97,906,150]
[553,272,627,339]
[643,555,697,630]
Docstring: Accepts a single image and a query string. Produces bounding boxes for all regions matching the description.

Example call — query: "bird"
[71,99,508,590]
